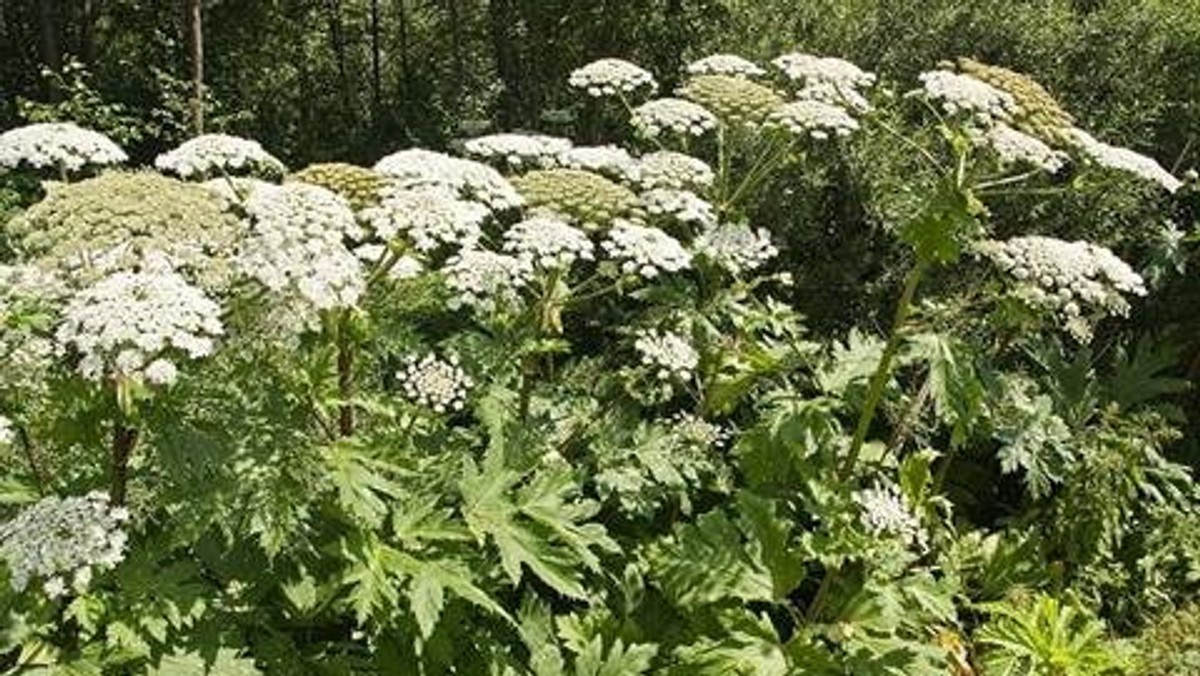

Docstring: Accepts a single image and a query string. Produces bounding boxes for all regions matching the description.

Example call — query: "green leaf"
[907,332,984,446]
[407,567,445,640]
[325,443,406,529]
[736,492,806,600]
[648,509,774,607]
[147,648,262,675]
[575,636,657,676]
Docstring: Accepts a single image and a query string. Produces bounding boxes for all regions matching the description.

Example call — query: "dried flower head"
[290,163,391,210]
[678,75,784,126]
[956,58,1075,144]
[512,169,641,229]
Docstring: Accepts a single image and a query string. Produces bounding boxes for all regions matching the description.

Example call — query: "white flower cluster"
[634,329,699,381]
[0,491,129,598]
[694,224,778,275]
[0,123,127,174]
[773,53,876,112]
[686,54,766,78]
[556,145,640,183]
[397,354,472,413]
[55,268,224,385]
[979,235,1147,342]
[0,264,67,315]
[373,149,524,211]
[462,133,573,169]
[641,189,717,229]
[631,98,718,138]
[154,134,285,180]
[1067,129,1183,193]
[241,183,365,318]
[602,220,692,279]
[854,482,927,550]
[636,151,715,191]
[766,100,860,140]
[671,412,731,448]
[502,216,595,270]
[0,416,12,447]
[360,186,489,252]
[977,124,1067,173]
[917,70,1017,123]
[568,58,657,98]
[442,250,531,312]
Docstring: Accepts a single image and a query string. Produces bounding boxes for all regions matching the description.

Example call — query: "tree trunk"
[324,0,355,119]
[37,0,63,99]
[447,0,465,107]
[488,0,521,127]
[80,0,98,64]
[186,0,204,134]
[370,0,382,110]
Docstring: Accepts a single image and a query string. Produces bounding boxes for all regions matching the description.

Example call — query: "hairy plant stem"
[337,320,355,437]
[110,417,139,507]
[15,425,48,495]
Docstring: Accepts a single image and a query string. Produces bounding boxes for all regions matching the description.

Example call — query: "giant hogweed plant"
[0,51,1192,674]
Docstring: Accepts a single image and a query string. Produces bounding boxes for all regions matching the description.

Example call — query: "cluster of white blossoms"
[360,186,488,252]
[773,53,876,112]
[0,122,127,174]
[0,491,129,598]
[694,224,779,275]
[154,134,285,180]
[641,189,717,229]
[462,133,573,170]
[0,264,67,315]
[442,250,532,312]
[397,353,472,413]
[568,58,657,98]
[636,151,715,191]
[502,216,595,270]
[917,70,1016,123]
[670,412,731,448]
[55,267,224,385]
[979,235,1147,341]
[854,482,927,550]
[976,124,1067,173]
[1067,129,1183,193]
[631,98,718,138]
[634,329,699,381]
[241,183,365,318]
[766,100,860,140]
[0,416,12,447]
[373,149,524,211]
[602,220,692,279]
[556,145,640,183]
[686,54,766,78]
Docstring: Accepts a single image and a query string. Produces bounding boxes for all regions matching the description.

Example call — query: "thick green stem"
[110,418,139,507]
[334,311,357,438]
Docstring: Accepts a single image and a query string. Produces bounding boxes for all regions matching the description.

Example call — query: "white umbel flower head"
[568,58,657,98]
[502,216,595,270]
[694,224,778,275]
[631,98,719,139]
[917,70,1017,123]
[55,267,224,384]
[671,411,731,448]
[686,54,766,78]
[636,151,715,191]
[1066,129,1183,193]
[397,353,472,413]
[442,250,532,313]
[463,133,573,170]
[640,189,717,229]
[766,100,860,139]
[855,481,927,550]
[361,185,489,252]
[772,52,876,112]
[0,123,127,175]
[155,134,285,180]
[602,220,692,279]
[976,124,1067,173]
[634,329,699,381]
[0,491,129,596]
[373,149,524,212]
[556,145,640,183]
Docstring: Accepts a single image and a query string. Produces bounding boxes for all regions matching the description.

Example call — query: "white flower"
[397,354,472,413]
[463,133,573,169]
[55,268,224,384]
[155,134,285,180]
[765,100,860,139]
[602,220,692,279]
[0,492,129,595]
[502,216,595,270]
[442,250,531,313]
[389,255,425,281]
[687,54,766,78]
[360,185,489,252]
[855,481,927,550]
[636,151,715,191]
[373,148,523,211]
[976,124,1067,173]
[772,53,876,111]
[0,416,13,446]
[143,358,179,386]
[631,98,718,138]
[568,58,657,98]
[917,70,1017,123]
[671,412,730,448]
[556,145,640,183]
[1067,128,1183,193]
[634,329,699,381]
[694,224,778,274]
[0,123,127,174]
[640,189,717,229]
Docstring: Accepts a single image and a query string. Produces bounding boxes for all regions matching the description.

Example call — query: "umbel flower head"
[502,216,595,271]
[765,100,860,140]
[0,122,127,176]
[462,133,573,170]
[556,145,640,184]
[916,70,1017,124]
[854,481,927,550]
[512,169,641,229]
[772,52,877,112]
[634,329,699,382]
[568,58,657,98]
[601,220,692,279]
[956,58,1075,145]
[360,185,489,252]
[55,265,225,386]
[0,491,129,598]
[677,75,784,126]
[694,223,778,275]
[6,171,242,289]
[686,54,766,78]
[1066,129,1183,193]
[442,249,532,313]
[974,124,1067,174]
[636,151,715,191]
[397,353,473,413]
[640,189,717,229]
[155,133,286,181]
[373,148,523,212]
[631,98,719,139]
[289,162,392,210]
